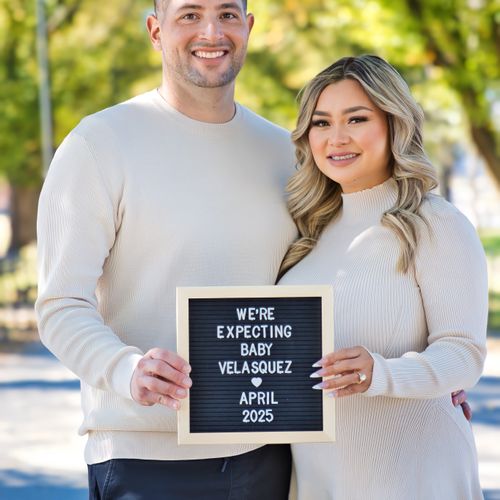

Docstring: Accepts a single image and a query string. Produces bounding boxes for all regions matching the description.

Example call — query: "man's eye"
[221,12,237,20]
[181,13,198,21]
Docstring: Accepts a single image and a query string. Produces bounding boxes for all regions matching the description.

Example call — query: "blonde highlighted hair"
[278,55,438,279]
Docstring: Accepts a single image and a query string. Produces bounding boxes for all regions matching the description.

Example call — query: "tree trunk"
[469,125,500,187]
[9,185,41,252]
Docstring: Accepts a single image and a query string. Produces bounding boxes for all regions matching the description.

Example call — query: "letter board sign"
[176,285,334,444]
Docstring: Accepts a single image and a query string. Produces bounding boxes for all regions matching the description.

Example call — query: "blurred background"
[0,0,499,498]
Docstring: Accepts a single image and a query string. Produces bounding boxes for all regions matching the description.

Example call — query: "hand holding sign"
[131,348,192,410]
[311,346,374,397]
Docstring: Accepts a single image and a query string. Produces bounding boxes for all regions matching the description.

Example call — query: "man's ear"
[246,13,255,34]
[146,15,162,51]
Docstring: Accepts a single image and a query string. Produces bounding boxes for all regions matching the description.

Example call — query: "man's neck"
[158,80,237,124]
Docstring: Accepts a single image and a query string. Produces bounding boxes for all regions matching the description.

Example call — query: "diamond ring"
[356,371,367,384]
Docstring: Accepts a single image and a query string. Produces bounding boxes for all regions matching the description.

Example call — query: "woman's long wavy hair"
[278,55,438,279]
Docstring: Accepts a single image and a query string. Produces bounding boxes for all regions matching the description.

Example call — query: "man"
[36,1,470,498]
[36,1,295,498]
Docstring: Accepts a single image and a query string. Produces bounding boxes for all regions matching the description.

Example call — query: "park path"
[0,339,499,500]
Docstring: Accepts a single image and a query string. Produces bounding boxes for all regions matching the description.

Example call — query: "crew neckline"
[150,89,244,135]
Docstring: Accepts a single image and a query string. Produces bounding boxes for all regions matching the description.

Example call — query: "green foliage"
[237,0,499,181]
[481,232,500,257]
[490,291,500,334]
[0,0,156,185]
[0,243,37,306]
[0,0,498,186]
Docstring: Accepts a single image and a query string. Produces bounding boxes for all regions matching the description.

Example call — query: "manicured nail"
[171,400,180,410]
[182,377,192,387]
[312,382,325,390]
[328,391,338,398]
[310,370,323,378]
[182,365,192,374]
[176,388,186,397]
[312,360,323,368]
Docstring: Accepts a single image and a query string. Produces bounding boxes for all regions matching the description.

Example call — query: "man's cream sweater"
[36,90,297,464]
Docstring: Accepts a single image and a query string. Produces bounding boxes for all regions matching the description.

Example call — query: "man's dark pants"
[88,444,291,499]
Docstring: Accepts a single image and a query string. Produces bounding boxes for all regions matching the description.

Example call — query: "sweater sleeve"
[35,126,143,400]
[364,200,488,399]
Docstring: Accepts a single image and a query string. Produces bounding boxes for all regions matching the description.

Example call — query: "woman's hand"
[311,346,374,397]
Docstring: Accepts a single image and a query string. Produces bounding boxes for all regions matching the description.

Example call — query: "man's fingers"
[143,374,188,400]
[141,358,192,389]
[147,348,191,375]
[451,389,467,407]
[134,376,184,410]
[146,391,181,410]
[131,349,192,408]
[461,401,472,421]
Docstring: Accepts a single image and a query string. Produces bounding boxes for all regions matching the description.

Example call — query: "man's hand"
[131,348,192,410]
[452,390,472,421]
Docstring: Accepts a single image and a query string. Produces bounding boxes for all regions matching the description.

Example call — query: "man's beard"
[184,66,240,88]
[170,47,246,88]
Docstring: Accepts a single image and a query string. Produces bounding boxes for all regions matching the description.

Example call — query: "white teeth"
[194,51,225,59]
[331,153,358,160]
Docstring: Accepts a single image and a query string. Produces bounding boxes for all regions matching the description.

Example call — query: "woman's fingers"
[311,346,374,397]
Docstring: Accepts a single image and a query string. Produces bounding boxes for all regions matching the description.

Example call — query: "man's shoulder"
[237,104,291,141]
[77,90,157,131]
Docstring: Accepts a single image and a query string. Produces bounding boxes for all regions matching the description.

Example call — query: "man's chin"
[187,69,239,89]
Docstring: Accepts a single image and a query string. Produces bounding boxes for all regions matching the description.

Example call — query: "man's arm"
[36,126,190,405]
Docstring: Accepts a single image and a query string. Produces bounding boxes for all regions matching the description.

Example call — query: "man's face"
[148,0,254,89]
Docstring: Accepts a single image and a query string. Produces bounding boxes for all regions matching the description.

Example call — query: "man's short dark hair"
[154,0,248,15]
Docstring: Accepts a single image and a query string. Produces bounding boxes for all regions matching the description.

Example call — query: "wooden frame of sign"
[176,285,334,445]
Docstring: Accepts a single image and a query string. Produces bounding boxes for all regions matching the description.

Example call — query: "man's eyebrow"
[219,2,243,9]
[312,106,374,116]
[177,3,203,10]
[176,2,242,10]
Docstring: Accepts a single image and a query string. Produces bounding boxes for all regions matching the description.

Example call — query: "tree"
[0,0,497,252]
[238,0,499,184]
[403,0,500,184]
[0,0,157,249]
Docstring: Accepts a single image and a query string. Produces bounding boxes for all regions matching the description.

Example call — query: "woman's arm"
[312,200,488,399]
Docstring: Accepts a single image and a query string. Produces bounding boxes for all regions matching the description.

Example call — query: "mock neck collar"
[340,178,398,222]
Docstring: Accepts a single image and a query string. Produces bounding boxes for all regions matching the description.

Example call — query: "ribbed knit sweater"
[280,179,487,499]
[36,90,297,464]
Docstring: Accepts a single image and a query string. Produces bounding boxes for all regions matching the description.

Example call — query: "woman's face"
[307,79,391,193]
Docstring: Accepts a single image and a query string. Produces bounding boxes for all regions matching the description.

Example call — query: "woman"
[279,55,487,499]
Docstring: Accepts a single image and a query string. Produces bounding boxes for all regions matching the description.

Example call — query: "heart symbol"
[251,377,262,388]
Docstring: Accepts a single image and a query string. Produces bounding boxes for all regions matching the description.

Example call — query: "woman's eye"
[348,116,368,124]
[311,120,329,128]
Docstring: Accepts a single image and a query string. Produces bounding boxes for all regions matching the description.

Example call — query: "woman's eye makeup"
[310,116,369,128]
[348,116,368,124]
[311,119,329,127]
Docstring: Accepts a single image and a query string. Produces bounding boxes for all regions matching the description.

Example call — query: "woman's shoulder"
[420,193,473,229]
[417,193,483,252]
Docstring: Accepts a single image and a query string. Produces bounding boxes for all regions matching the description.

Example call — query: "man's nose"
[199,19,224,42]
